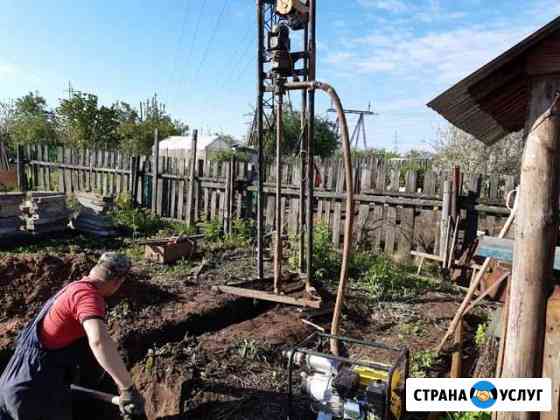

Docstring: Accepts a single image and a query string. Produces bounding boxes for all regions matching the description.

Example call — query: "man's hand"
[119,385,146,417]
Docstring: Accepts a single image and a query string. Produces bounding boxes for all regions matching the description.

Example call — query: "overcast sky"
[1,0,559,151]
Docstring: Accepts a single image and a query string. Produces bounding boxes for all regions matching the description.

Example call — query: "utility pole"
[328,104,377,149]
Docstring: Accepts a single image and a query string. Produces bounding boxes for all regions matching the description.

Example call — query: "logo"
[470,381,498,409]
[406,378,551,412]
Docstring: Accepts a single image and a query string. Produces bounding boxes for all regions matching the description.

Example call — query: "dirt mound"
[0,254,95,351]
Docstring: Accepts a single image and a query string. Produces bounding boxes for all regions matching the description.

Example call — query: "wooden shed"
[428,15,560,420]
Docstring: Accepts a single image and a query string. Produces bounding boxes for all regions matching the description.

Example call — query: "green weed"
[474,323,489,348]
[235,339,271,362]
[354,256,433,301]
[410,350,438,378]
[199,218,223,242]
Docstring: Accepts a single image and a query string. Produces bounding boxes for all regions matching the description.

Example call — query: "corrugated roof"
[428,16,560,145]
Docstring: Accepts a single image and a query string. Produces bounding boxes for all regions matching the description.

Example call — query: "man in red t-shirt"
[0,253,145,420]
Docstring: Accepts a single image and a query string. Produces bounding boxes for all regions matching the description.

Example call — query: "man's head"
[89,253,131,296]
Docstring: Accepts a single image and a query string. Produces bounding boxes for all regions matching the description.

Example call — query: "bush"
[288,222,341,281]
[111,196,167,238]
[199,218,223,242]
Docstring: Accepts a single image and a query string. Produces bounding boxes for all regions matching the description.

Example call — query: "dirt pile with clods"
[0,254,95,355]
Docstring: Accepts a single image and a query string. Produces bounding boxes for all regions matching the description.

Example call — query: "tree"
[8,92,56,145]
[431,125,524,176]
[116,95,184,155]
[56,92,120,148]
[260,110,338,161]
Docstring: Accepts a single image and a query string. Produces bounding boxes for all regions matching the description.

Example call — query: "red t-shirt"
[39,278,106,350]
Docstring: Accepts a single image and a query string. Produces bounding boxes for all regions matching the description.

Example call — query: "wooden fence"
[19,144,516,257]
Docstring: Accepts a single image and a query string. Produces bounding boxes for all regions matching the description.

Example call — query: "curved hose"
[284,81,353,355]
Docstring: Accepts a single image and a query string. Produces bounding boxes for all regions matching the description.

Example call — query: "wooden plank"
[390,167,400,192]
[375,159,385,192]
[288,163,300,235]
[65,147,72,192]
[397,206,415,261]
[170,157,177,219]
[212,285,321,309]
[489,175,499,202]
[280,164,289,234]
[406,170,417,193]
[210,161,218,221]
[323,161,335,226]
[157,156,165,216]
[40,145,47,190]
[355,162,372,243]
[384,206,397,256]
[236,162,246,219]
[202,159,210,220]
[332,162,344,247]
[177,158,186,221]
[46,145,52,190]
[542,287,560,420]
[372,204,383,253]
[194,159,203,221]
[58,146,65,193]
[410,250,444,262]
[486,215,497,236]
[103,150,110,196]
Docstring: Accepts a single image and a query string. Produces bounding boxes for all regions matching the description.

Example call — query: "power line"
[221,36,256,90]
[189,0,230,88]
[176,0,208,100]
[166,0,190,100]
[219,23,253,82]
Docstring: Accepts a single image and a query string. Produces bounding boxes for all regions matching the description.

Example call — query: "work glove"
[119,385,146,418]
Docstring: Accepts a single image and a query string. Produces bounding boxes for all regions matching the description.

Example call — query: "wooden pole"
[186,129,198,226]
[450,319,463,378]
[542,286,560,420]
[440,180,451,260]
[151,129,159,214]
[498,79,560,420]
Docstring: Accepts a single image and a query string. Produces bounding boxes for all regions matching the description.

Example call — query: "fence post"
[151,129,159,214]
[129,156,139,207]
[186,129,198,226]
[16,145,26,192]
[440,180,451,261]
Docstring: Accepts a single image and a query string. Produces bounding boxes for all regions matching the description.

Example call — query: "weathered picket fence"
[18,144,516,257]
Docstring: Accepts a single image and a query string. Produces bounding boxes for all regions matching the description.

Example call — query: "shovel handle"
[70,384,120,406]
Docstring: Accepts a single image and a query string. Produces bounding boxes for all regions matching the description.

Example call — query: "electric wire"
[166,0,190,101]
[176,0,208,100]
[189,0,230,86]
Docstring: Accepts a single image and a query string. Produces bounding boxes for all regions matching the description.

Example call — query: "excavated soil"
[0,251,468,420]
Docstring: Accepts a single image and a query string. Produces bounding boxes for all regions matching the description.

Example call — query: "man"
[0,253,145,420]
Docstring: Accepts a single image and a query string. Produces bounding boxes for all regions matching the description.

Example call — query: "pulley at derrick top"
[275,0,309,30]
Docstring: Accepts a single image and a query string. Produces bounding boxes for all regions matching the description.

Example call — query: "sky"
[1,0,559,152]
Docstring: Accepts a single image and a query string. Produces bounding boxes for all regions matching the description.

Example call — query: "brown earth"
[0,250,471,420]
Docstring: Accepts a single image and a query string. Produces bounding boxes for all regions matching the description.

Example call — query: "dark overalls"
[0,287,85,420]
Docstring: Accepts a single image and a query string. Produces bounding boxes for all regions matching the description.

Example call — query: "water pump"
[285,332,409,420]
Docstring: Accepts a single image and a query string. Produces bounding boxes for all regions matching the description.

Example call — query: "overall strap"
[16,282,78,347]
